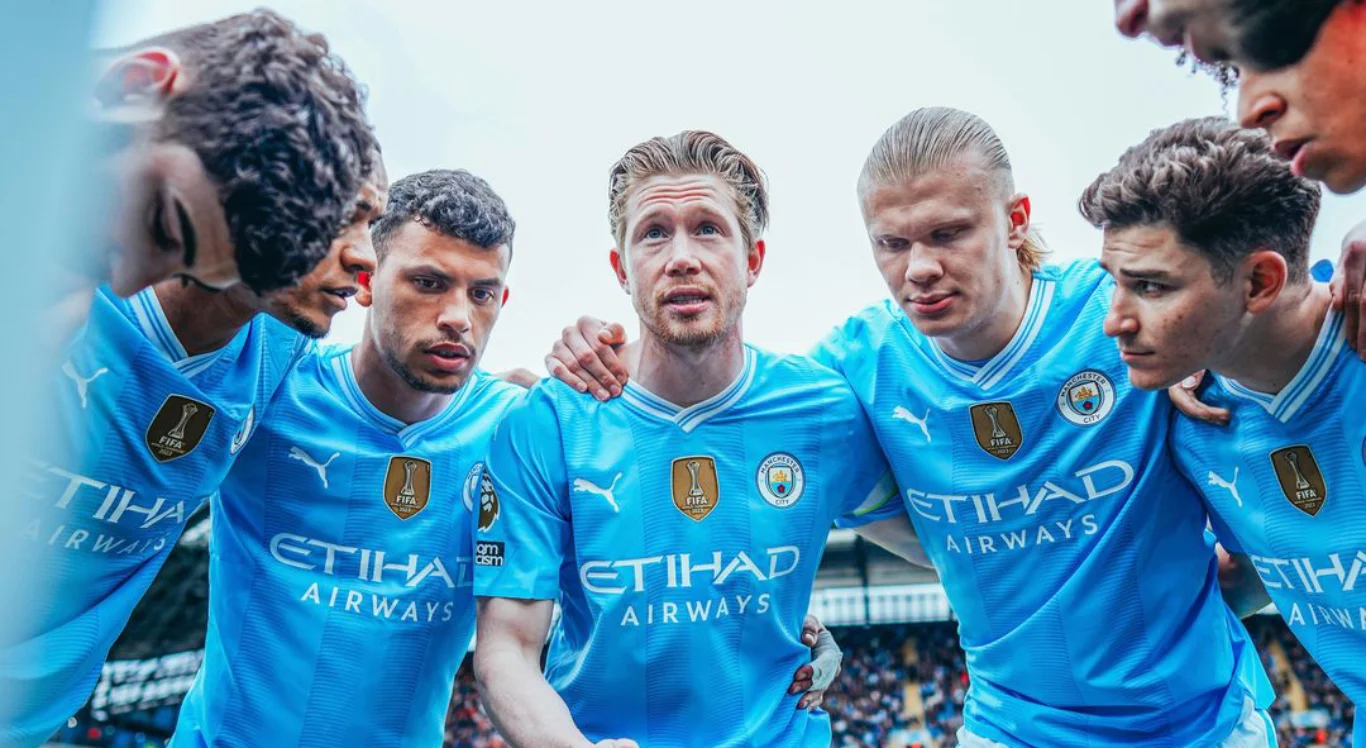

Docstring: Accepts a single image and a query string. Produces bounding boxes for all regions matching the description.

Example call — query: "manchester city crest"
[1056,370,1115,426]
[756,452,805,509]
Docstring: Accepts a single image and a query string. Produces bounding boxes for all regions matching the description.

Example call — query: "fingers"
[789,664,813,694]
[546,345,592,395]
[598,323,628,384]
[1168,370,1229,426]
[796,689,825,711]
[808,629,843,691]
[801,613,823,646]
[562,321,624,401]
[1338,223,1366,356]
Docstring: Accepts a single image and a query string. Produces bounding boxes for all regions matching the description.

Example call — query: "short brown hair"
[608,131,768,250]
[1079,117,1321,283]
[859,107,1047,269]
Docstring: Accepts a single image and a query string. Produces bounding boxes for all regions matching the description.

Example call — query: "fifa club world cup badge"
[1270,445,1328,516]
[672,455,719,521]
[756,452,805,508]
[477,469,500,531]
[1056,370,1116,426]
[383,456,432,520]
[145,394,215,462]
[969,401,1024,460]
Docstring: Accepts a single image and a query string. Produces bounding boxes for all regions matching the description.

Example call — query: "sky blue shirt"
[474,346,900,747]
[174,346,524,747]
[812,260,1269,746]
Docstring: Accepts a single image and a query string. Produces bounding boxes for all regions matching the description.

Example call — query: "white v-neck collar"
[620,346,757,433]
[129,287,231,378]
[330,348,478,446]
[918,273,1056,390]
[1218,306,1345,424]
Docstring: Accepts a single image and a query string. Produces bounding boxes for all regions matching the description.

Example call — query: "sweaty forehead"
[626,174,732,217]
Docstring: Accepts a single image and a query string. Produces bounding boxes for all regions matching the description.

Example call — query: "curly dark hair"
[1079,117,1321,283]
[138,10,378,293]
[371,169,516,259]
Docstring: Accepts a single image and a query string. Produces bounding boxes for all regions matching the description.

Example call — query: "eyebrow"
[1116,267,1171,280]
[173,198,197,268]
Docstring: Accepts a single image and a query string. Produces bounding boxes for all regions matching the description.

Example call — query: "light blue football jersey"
[0,286,305,747]
[173,346,524,748]
[473,346,900,748]
[813,260,1269,747]
[1172,305,1364,747]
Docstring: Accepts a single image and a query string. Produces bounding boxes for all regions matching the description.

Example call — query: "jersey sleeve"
[473,387,572,600]
[828,386,902,529]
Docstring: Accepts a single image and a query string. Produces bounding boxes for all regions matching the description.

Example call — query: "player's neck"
[351,329,452,425]
[934,264,1033,362]
[1217,281,1333,395]
[154,281,258,356]
[630,325,746,408]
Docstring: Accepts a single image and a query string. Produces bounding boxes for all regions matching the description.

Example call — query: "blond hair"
[608,131,769,250]
[858,107,1046,269]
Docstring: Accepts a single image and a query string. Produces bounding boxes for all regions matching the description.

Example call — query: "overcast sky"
[96,0,1365,373]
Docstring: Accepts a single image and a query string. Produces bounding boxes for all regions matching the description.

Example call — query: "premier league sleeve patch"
[756,452,805,508]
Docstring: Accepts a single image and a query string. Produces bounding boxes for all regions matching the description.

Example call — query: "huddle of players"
[2,2,1364,746]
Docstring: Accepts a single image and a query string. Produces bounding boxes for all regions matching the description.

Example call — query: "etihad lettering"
[269,532,471,590]
[1251,551,1366,595]
[580,546,801,595]
[907,460,1134,525]
[298,582,457,625]
[942,514,1101,555]
[27,463,191,530]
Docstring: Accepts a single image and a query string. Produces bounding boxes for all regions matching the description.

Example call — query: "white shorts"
[955,695,1277,748]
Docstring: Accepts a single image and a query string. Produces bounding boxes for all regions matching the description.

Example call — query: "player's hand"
[789,614,842,711]
[1168,370,1229,426]
[494,368,540,388]
[592,740,639,748]
[1331,219,1366,357]
[544,316,630,401]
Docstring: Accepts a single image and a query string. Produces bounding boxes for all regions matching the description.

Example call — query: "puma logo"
[892,405,931,442]
[1207,467,1243,507]
[290,446,340,489]
[62,361,109,409]
[573,473,623,513]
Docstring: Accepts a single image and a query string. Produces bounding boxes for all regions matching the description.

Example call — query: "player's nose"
[342,233,378,276]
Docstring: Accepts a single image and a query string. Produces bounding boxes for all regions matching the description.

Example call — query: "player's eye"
[471,288,495,304]
[930,228,963,243]
[876,237,909,251]
[697,223,720,236]
[643,226,667,241]
[1134,280,1166,296]
[413,276,442,291]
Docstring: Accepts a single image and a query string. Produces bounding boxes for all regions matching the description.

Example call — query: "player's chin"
[1124,362,1184,391]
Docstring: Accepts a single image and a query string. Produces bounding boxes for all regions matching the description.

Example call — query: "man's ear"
[357,271,374,308]
[94,48,183,110]
[1006,193,1032,250]
[1243,250,1289,315]
[610,247,630,293]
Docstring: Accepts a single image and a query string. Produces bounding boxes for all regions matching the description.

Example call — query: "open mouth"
[662,287,712,313]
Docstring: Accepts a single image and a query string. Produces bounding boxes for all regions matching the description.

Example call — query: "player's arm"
[853,514,934,568]
[1216,544,1271,619]
[474,599,632,748]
